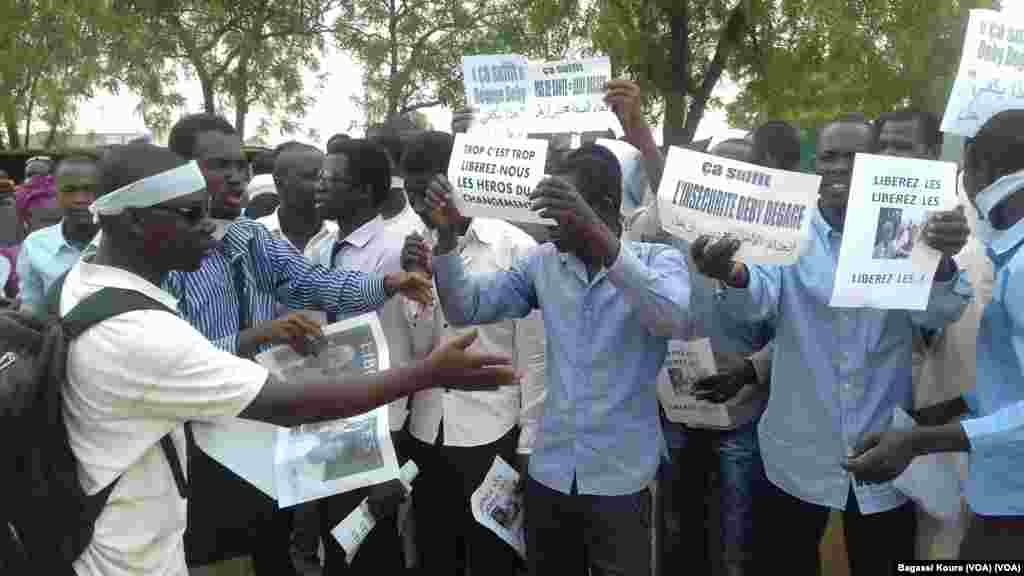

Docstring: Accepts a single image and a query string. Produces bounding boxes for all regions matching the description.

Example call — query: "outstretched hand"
[385,271,434,308]
[425,330,517,391]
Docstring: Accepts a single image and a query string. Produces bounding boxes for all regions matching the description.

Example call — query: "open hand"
[842,429,917,485]
[452,108,478,134]
[425,330,516,391]
[401,232,432,274]
[923,206,970,257]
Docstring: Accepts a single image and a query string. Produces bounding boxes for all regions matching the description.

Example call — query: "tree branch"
[400,98,443,114]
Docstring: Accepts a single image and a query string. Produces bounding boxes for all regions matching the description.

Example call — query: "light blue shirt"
[960,229,1024,516]
[17,221,84,315]
[434,240,692,496]
[718,208,972,514]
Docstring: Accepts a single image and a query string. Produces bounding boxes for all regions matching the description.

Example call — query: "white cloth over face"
[246,174,278,202]
[88,161,206,223]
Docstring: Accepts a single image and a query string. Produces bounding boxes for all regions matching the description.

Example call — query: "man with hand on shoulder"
[428,138,692,575]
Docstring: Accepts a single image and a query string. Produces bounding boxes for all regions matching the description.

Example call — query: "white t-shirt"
[61,261,268,576]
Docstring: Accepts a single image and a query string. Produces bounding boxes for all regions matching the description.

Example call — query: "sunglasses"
[148,203,208,226]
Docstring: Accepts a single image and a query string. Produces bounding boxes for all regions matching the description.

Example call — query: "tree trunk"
[200,73,216,115]
[234,59,250,140]
[4,109,19,150]
[664,5,690,146]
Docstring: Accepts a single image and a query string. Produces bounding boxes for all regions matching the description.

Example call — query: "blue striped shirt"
[163,218,388,355]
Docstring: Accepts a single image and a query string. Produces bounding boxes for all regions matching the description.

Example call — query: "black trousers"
[753,480,916,575]
[409,425,521,576]
[525,476,651,576]
[318,429,410,575]
[185,440,295,575]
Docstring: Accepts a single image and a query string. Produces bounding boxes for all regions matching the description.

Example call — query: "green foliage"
[726,0,999,132]
[335,0,542,126]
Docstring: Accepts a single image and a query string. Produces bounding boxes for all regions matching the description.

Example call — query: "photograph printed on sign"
[872,207,931,261]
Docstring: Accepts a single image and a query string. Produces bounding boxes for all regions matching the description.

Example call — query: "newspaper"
[830,153,958,310]
[259,313,402,508]
[331,460,420,564]
[471,456,526,559]
[656,338,760,430]
[890,407,963,521]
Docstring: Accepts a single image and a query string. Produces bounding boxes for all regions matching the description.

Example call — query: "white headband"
[89,161,206,223]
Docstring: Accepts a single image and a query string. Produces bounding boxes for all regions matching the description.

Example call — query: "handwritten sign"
[941,9,1024,136]
[830,154,957,311]
[656,146,820,265]
[448,133,550,225]
[462,54,531,137]
[528,57,614,134]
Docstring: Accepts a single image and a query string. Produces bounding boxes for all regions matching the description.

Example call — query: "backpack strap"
[59,285,190,500]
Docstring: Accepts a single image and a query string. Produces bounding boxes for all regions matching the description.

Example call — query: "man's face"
[404,171,440,230]
[816,122,875,216]
[136,189,217,272]
[547,171,620,257]
[318,154,377,230]
[878,118,936,160]
[194,131,249,220]
[276,151,322,215]
[55,162,99,228]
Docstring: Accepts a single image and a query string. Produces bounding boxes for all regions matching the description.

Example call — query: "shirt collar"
[465,218,499,246]
[76,261,180,311]
[35,220,82,258]
[341,215,385,248]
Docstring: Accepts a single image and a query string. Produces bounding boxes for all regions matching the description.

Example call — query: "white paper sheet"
[191,418,283,500]
[830,154,958,310]
[448,133,550,225]
[891,407,963,521]
[330,460,421,563]
[656,146,820,265]
[471,456,526,559]
[527,57,615,134]
[259,313,401,508]
[941,9,1024,137]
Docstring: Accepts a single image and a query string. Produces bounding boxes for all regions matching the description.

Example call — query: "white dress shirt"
[408,218,546,454]
[315,215,413,431]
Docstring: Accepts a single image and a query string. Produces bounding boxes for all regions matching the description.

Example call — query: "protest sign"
[656,146,821,265]
[448,133,550,225]
[471,456,526,559]
[462,54,531,137]
[830,153,957,311]
[262,313,402,508]
[527,57,614,134]
[941,9,1024,136]
[656,339,761,430]
[331,460,420,564]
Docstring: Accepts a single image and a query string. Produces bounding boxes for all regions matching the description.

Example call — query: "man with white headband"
[846,109,1024,560]
[62,143,516,576]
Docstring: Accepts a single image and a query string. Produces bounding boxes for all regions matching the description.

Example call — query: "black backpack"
[0,279,189,574]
